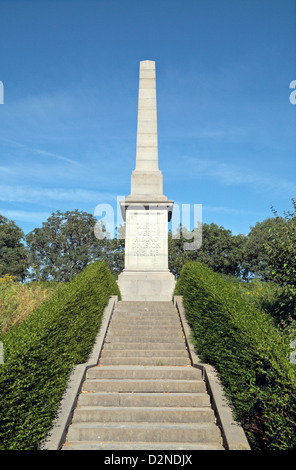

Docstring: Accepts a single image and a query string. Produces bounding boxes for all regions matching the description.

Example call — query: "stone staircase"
[62,301,224,450]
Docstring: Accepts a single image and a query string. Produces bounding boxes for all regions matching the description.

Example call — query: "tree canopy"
[0,215,28,281]
[26,210,107,282]
[1,200,295,317]
[169,222,246,279]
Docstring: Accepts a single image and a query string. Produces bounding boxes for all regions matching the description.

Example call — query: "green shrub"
[231,278,284,322]
[0,261,120,450]
[175,261,296,450]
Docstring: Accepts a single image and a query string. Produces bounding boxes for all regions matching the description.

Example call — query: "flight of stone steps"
[62,301,224,450]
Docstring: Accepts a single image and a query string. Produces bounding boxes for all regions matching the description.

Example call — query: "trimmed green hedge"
[175,261,296,450]
[0,261,120,450]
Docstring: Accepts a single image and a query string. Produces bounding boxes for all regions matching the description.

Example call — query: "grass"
[0,275,58,334]
[233,278,296,350]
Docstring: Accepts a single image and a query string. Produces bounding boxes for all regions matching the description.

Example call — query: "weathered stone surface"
[128,60,165,199]
[118,60,175,301]
[62,301,224,450]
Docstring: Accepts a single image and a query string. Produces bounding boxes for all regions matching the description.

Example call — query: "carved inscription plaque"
[132,222,160,256]
[125,210,168,270]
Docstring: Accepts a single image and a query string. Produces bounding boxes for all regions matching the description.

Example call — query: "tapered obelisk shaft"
[135,60,158,171]
[118,60,175,301]
[127,60,166,201]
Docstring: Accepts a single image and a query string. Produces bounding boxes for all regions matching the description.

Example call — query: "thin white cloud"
[0,137,81,167]
[176,156,296,195]
[31,148,82,167]
[0,209,51,224]
[0,166,12,173]
[203,205,263,216]
[0,184,117,204]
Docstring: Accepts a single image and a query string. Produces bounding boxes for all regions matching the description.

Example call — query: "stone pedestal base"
[117,270,176,301]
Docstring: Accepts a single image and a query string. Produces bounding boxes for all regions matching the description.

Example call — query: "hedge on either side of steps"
[174,261,296,450]
[0,261,120,450]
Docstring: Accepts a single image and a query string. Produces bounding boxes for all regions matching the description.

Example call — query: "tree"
[168,225,193,278]
[168,222,246,279]
[102,225,125,279]
[0,214,28,281]
[241,217,284,281]
[26,210,107,282]
[191,223,246,277]
[264,200,296,318]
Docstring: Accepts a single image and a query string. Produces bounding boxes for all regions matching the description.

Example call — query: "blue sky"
[0,0,295,237]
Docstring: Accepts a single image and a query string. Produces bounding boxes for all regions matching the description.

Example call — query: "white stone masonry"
[118,60,175,301]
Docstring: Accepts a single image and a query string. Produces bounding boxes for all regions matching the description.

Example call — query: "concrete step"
[111,332,182,339]
[113,311,178,317]
[108,325,182,332]
[99,357,191,366]
[66,422,222,444]
[103,341,187,350]
[113,310,177,314]
[83,378,206,393]
[114,302,176,306]
[78,391,211,408]
[112,313,178,319]
[105,335,185,343]
[112,310,178,315]
[109,322,182,329]
[72,406,215,424]
[109,324,184,336]
[116,301,173,304]
[86,365,202,380]
[110,313,179,317]
[115,302,176,307]
[62,441,224,450]
[106,334,185,343]
[100,349,189,358]
[115,302,175,309]
[114,308,177,313]
[112,317,178,322]
[62,301,224,451]
[112,308,178,314]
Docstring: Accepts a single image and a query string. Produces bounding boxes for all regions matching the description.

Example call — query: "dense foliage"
[264,200,296,321]
[26,210,108,282]
[1,200,295,290]
[0,261,120,450]
[168,222,245,278]
[244,217,285,280]
[175,261,296,450]
[1,201,295,450]
[0,215,28,281]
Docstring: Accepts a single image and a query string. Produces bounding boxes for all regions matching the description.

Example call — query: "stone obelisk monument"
[118,60,175,301]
